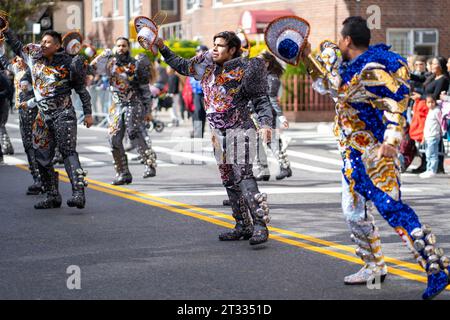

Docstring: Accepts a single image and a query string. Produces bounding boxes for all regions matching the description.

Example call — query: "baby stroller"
[149,84,173,133]
[147,101,165,133]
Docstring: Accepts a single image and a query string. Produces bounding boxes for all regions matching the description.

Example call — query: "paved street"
[1,111,450,300]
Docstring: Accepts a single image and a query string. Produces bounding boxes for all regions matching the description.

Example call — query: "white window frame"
[130,0,143,17]
[186,0,202,13]
[159,0,178,15]
[212,0,223,8]
[113,0,119,16]
[387,28,439,57]
[213,0,286,9]
[93,0,103,19]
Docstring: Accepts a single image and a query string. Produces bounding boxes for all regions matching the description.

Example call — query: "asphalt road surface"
[1,111,450,300]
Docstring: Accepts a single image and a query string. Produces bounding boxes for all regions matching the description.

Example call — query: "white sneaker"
[419,171,436,179]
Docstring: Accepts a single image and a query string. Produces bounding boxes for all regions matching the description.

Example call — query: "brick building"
[80,0,450,121]
[80,1,450,56]
[82,0,181,48]
[180,0,450,58]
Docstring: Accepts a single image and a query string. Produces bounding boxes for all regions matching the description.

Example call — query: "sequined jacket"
[307,42,410,151]
[91,52,152,114]
[0,55,35,107]
[159,46,273,130]
[267,73,283,117]
[4,29,92,115]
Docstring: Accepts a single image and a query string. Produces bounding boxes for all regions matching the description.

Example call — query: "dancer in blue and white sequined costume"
[299,17,449,299]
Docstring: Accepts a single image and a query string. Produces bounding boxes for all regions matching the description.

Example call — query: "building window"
[113,0,119,16]
[387,29,439,57]
[187,0,202,11]
[130,0,143,16]
[213,0,223,6]
[93,0,103,19]
[160,0,178,15]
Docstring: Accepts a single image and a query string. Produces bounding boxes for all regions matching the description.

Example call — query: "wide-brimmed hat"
[23,43,42,59]
[264,16,310,66]
[236,28,251,53]
[80,44,97,62]
[0,10,9,41]
[62,31,83,56]
[134,16,159,55]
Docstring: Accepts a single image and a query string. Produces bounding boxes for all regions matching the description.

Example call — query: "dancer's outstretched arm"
[242,57,273,131]
[70,54,93,127]
[155,38,212,80]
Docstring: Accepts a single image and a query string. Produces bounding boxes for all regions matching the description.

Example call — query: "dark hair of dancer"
[42,30,62,45]
[259,51,284,77]
[213,31,242,58]
[341,16,371,48]
[116,37,130,46]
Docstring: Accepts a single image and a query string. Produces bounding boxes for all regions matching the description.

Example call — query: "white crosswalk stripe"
[148,186,425,197]
[78,156,107,166]
[1,155,27,165]
[287,150,342,166]
[83,145,177,167]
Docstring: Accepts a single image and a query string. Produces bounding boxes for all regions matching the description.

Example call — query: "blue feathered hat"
[264,16,310,66]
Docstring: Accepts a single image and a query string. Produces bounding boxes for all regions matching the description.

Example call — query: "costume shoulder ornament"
[305,40,342,97]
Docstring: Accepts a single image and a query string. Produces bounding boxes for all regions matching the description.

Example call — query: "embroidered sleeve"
[70,55,92,115]
[305,40,342,97]
[244,58,273,128]
[160,45,213,80]
[267,74,283,116]
[360,61,410,147]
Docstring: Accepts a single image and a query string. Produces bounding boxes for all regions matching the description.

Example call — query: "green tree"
[1,0,57,33]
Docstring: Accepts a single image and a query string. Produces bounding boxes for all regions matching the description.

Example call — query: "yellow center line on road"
[15,165,441,288]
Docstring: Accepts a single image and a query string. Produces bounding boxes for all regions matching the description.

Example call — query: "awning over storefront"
[240,10,295,34]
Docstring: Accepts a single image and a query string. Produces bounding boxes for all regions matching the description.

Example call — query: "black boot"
[34,171,62,209]
[64,154,87,209]
[219,220,254,241]
[254,165,270,181]
[219,185,253,241]
[52,148,64,165]
[26,150,44,195]
[143,165,156,178]
[142,148,157,178]
[275,139,292,180]
[412,153,427,173]
[276,167,292,180]
[223,199,230,206]
[27,174,44,195]
[1,133,14,155]
[239,178,270,245]
[112,151,133,185]
[249,220,269,245]
[112,172,133,185]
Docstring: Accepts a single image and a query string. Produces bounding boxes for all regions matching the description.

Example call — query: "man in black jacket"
[4,26,93,210]
[0,69,13,155]
[152,32,273,245]
[0,70,12,163]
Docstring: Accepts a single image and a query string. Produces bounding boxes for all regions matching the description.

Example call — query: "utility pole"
[124,0,130,39]
[356,0,361,16]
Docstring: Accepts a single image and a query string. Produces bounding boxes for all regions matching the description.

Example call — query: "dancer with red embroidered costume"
[90,37,155,185]
[0,46,43,195]
[2,18,93,209]
[146,30,273,245]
